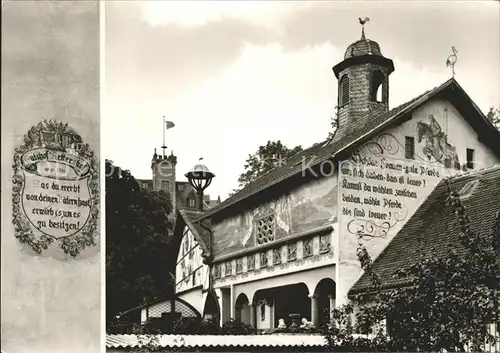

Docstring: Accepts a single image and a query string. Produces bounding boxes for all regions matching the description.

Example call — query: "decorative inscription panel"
[12,120,99,257]
[340,148,442,243]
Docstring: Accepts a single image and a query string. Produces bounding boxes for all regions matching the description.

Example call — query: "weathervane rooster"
[446,46,458,77]
[359,17,370,39]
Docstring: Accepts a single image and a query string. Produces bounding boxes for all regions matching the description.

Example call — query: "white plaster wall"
[178,288,204,316]
[176,227,209,295]
[336,99,500,306]
[256,303,273,330]
[406,100,498,169]
[1,2,100,352]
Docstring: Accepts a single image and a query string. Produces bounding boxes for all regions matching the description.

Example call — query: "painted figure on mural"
[417,114,459,166]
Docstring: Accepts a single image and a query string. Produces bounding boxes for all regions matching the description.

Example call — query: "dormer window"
[370,70,385,102]
[187,198,195,208]
[458,180,480,199]
[339,75,350,107]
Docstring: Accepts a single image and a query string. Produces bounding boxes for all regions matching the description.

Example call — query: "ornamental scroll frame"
[12,120,99,257]
[348,132,407,240]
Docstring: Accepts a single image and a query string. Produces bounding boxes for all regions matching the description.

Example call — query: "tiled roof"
[349,164,500,295]
[199,78,462,220]
[178,209,211,255]
[344,38,383,59]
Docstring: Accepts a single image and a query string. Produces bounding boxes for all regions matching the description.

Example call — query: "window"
[370,70,385,102]
[225,262,232,277]
[458,180,480,199]
[339,75,350,107]
[319,235,331,254]
[214,264,221,279]
[260,302,266,321]
[260,252,268,268]
[466,148,475,169]
[272,248,281,265]
[160,180,169,192]
[303,239,313,258]
[178,184,184,191]
[247,255,255,271]
[236,258,243,274]
[187,198,195,208]
[287,243,297,262]
[255,214,276,245]
[405,136,415,159]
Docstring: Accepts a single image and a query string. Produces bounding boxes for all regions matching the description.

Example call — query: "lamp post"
[185,158,215,212]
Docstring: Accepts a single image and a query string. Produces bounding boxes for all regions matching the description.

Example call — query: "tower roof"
[333,31,394,78]
[344,37,383,59]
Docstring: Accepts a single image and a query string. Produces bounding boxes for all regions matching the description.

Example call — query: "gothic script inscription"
[12,120,99,256]
[340,146,442,241]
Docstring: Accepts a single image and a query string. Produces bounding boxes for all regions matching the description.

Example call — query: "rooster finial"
[359,17,370,39]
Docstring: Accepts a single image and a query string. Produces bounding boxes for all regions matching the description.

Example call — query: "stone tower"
[333,25,395,135]
[151,148,178,211]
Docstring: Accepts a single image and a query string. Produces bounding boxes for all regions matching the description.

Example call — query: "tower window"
[160,180,170,192]
[188,198,195,208]
[371,70,385,102]
[405,136,415,159]
[466,148,475,169]
[339,75,350,107]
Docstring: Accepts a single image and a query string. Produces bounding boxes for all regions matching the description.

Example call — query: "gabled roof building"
[349,164,500,295]
[143,24,500,331]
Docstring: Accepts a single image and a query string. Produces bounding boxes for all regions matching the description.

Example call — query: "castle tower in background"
[137,145,220,212]
[151,148,178,212]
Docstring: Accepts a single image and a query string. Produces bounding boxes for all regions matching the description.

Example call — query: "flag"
[166,121,175,129]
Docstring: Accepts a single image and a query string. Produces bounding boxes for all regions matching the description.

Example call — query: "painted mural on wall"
[212,176,338,257]
[176,228,206,293]
[12,120,99,257]
[417,114,460,167]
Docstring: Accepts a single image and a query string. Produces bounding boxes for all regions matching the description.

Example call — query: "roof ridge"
[445,164,500,182]
[230,144,319,201]
[202,78,472,219]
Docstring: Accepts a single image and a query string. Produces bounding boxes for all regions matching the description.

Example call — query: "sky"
[104,1,500,202]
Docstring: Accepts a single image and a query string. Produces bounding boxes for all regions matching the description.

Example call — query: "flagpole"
[162,115,167,157]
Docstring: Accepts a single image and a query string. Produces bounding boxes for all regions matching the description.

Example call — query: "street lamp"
[185,158,215,212]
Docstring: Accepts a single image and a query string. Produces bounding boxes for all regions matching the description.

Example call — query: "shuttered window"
[339,75,350,107]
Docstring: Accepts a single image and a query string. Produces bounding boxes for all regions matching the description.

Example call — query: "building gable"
[199,79,500,222]
[349,164,500,295]
[175,226,208,294]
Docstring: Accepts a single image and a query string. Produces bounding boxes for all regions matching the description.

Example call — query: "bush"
[323,183,500,352]
[221,318,255,335]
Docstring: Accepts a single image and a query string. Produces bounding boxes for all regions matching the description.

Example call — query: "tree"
[487,106,500,130]
[232,140,303,194]
[106,160,175,329]
[326,106,340,142]
[325,182,500,352]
